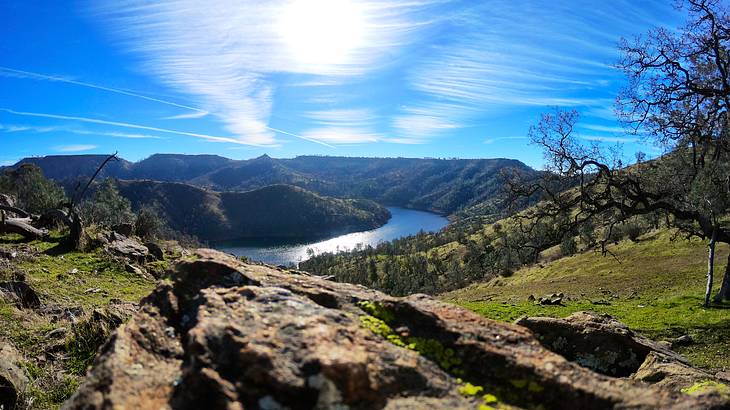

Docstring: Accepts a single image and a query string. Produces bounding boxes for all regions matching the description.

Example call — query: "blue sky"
[0,0,683,168]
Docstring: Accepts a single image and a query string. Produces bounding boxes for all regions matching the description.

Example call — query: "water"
[214,207,449,266]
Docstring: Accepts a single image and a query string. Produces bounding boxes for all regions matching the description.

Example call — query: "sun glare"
[278,0,366,67]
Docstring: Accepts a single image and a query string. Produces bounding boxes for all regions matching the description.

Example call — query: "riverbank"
[215,207,449,266]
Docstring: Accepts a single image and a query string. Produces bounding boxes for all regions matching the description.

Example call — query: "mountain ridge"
[10,154,538,216]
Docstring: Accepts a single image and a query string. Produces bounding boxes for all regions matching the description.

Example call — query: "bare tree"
[511,0,730,306]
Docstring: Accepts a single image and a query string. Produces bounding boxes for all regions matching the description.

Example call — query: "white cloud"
[70,129,168,140]
[162,111,209,120]
[484,136,527,145]
[89,0,432,145]
[0,124,59,133]
[300,127,380,144]
[382,137,425,144]
[392,0,675,138]
[581,135,638,143]
[55,144,98,152]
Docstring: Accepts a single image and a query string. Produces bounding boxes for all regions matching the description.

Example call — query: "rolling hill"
[116,181,391,242]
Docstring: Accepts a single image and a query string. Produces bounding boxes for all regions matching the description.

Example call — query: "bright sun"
[278,0,366,67]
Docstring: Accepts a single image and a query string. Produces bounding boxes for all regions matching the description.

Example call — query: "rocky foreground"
[60,249,729,409]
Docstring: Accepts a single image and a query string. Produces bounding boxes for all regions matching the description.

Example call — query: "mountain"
[12,154,538,216]
[191,154,312,189]
[13,155,134,180]
[129,154,235,181]
[116,180,390,241]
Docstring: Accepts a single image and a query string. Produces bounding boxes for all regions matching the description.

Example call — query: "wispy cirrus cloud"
[300,127,380,144]
[484,136,528,145]
[392,0,676,139]
[0,123,59,133]
[300,108,382,143]
[54,144,98,152]
[581,135,638,143]
[162,111,209,120]
[88,0,434,145]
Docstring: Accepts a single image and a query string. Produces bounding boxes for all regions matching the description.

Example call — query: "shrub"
[134,205,165,240]
[0,164,66,214]
[79,178,134,228]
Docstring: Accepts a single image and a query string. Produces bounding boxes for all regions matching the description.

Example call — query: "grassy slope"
[442,230,730,372]
[0,233,157,408]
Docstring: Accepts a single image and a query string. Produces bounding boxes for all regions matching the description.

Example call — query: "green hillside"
[443,230,730,372]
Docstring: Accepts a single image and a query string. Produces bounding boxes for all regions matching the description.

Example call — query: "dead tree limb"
[68,152,119,250]
[0,218,48,240]
[71,152,119,208]
[0,205,31,219]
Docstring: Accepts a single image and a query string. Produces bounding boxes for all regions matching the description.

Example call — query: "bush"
[0,164,66,214]
[80,178,134,228]
[134,205,165,240]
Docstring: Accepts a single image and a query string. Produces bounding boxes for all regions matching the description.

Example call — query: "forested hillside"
[116,181,390,242]
[10,154,538,216]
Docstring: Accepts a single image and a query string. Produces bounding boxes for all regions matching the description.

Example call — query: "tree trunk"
[714,253,730,302]
[705,228,717,307]
[0,218,48,240]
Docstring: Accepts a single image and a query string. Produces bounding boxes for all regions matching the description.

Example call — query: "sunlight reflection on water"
[214,207,448,266]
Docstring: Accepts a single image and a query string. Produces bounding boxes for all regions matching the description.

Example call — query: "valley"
[216,206,448,266]
[3,1,730,408]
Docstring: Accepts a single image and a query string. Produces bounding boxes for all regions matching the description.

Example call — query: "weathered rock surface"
[515,312,688,377]
[64,250,728,409]
[104,232,149,262]
[0,280,41,309]
[0,342,28,410]
[633,352,717,391]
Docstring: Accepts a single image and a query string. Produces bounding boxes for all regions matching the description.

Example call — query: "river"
[214,207,449,266]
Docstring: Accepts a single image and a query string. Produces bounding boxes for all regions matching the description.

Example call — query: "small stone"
[45,327,68,339]
[673,335,693,347]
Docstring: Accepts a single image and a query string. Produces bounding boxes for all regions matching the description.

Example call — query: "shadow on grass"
[43,237,76,256]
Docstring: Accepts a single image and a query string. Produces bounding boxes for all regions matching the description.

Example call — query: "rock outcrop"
[63,250,729,409]
[103,232,149,263]
[515,312,688,377]
[0,342,28,410]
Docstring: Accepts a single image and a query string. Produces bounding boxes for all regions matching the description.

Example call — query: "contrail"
[0,108,263,146]
[0,67,337,149]
[265,126,336,148]
[0,66,208,115]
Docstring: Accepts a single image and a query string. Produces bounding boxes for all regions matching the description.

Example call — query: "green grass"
[442,230,730,372]
[0,232,157,409]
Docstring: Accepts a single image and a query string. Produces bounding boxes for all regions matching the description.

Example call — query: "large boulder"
[515,311,688,377]
[105,232,149,263]
[63,250,727,409]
